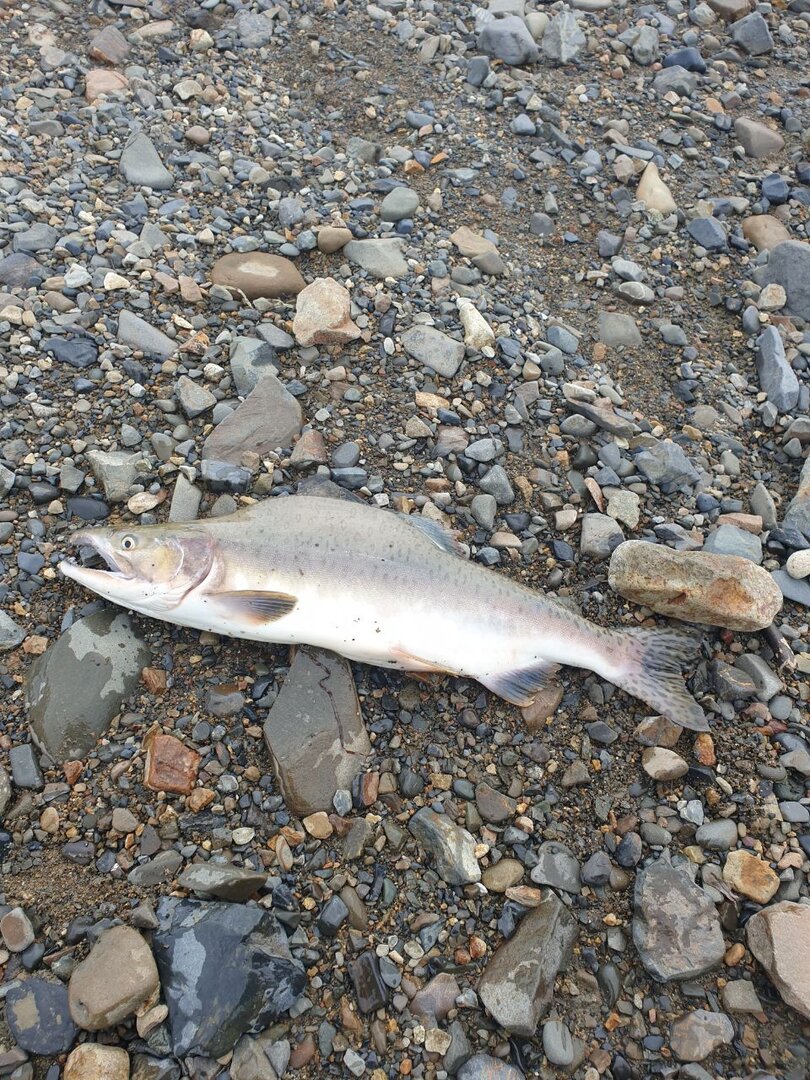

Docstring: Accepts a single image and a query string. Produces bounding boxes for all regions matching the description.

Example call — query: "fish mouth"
[59,531,133,584]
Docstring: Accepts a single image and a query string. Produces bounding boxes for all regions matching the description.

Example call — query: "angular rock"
[756,325,800,413]
[293,277,360,347]
[89,25,130,64]
[608,541,782,631]
[69,926,159,1030]
[580,513,623,559]
[747,901,810,1019]
[598,311,642,347]
[759,241,810,322]
[86,449,143,502]
[119,132,173,190]
[458,1056,524,1080]
[176,375,216,419]
[210,252,305,299]
[477,15,539,66]
[203,376,303,462]
[343,238,408,278]
[178,863,267,902]
[542,9,586,63]
[730,12,773,55]
[642,746,688,781]
[65,1043,130,1080]
[4,978,77,1055]
[703,524,762,564]
[263,647,369,815]
[144,732,200,795]
[0,610,25,652]
[734,118,784,159]
[670,1009,734,1062]
[117,309,176,360]
[153,898,307,1057]
[26,610,150,761]
[409,807,481,885]
[653,65,698,96]
[449,225,505,275]
[229,337,279,396]
[635,440,699,490]
[722,849,779,904]
[402,325,465,378]
[380,187,419,222]
[633,857,725,982]
[478,891,577,1036]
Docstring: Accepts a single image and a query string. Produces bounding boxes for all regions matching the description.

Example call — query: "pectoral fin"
[480,662,561,707]
[214,590,297,624]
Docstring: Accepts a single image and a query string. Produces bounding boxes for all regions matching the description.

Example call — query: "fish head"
[59,524,215,612]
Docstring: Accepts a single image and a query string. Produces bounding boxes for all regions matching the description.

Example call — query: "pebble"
[722,849,780,904]
[293,277,361,346]
[670,1009,734,1062]
[68,926,159,1030]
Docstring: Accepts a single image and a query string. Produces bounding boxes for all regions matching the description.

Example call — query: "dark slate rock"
[0,252,45,288]
[759,241,810,322]
[4,977,77,1054]
[663,48,706,73]
[25,609,150,760]
[153,898,307,1058]
[8,744,43,790]
[42,336,99,370]
[687,217,727,252]
[348,951,388,1013]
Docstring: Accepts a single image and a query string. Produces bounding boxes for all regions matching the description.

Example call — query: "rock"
[144,732,200,795]
[632,857,726,982]
[4,978,77,1055]
[0,764,10,818]
[734,118,784,159]
[636,164,677,217]
[0,610,25,652]
[402,325,465,378]
[85,449,142,502]
[65,1044,130,1080]
[742,215,791,251]
[89,25,130,64]
[1,907,35,952]
[380,187,419,222]
[598,311,642,347]
[653,65,698,96]
[119,132,173,190]
[235,10,273,47]
[13,223,58,254]
[458,1056,524,1080]
[343,238,408,278]
[722,979,764,1015]
[632,25,660,65]
[477,15,539,66]
[670,1009,734,1062]
[542,1019,575,1067]
[178,863,268,901]
[482,858,525,893]
[608,540,782,631]
[449,226,505,275]
[203,376,303,462]
[687,217,727,252]
[409,807,481,885]
[747,902,810,1019]
[210,252,306,298]
[117,310,176,360]
[348,951,387,1013]
[293,278,360,346]
[542,9,586,63]
[229,337,279,396]
[641,747,689,781]
[695,819,739,850]
[69,926,159,1030]
[478,891,577,1036]
[128,850,183,888]
[8,744,43,790]
[783,456,810,537]
[703,524,762,564]
[708,0,752,19]
[263,647,369,815]
[0,251,45,288]
[755,325,800,413]
[635,440,699,490]
[458,298,496,349]
[722,849,779,904]
[176,375,216,419]
[154,898,307,1057]
[580,513,624,559]
[730,11,773,54]
[85,69,129,102]
[26,610,150,761]
[317,226,353,253]
[759,241,810,322]
[529,841,581,893]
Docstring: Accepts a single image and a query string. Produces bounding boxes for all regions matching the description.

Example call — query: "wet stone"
[68,925,159,1030]
[177,863,268,902]
[348,951,387,1013]
[4,978,77,1055]
[670,1009,734,1062]
[408,807,481,885]
[8,744,43,790]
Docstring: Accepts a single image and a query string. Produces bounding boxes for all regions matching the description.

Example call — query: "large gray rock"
[542,9,586,63]
[759,241,810,322]
[202,376,303,462]
[634,439,700,490]
[86,449,145,502]
[4,978,77,1055]
[478,891,577,1036]
[263,647,370,815]
[730,11,773,55]
[756,325,800,413]
[409,808,481,885]
[177,864,268,902]
[703,524,763,564]
[119,132,173,190]
[401,325,465,378]
[746,901,810,1020]
[154,898,306,1057]
[343,238,408,278]
[26,610,150,760]
[229,337,279,396]
[478,15,539,66]
[69,925,159,1030]
[633,857,726,982]
[0,611,25,652]
[117,309,176,360]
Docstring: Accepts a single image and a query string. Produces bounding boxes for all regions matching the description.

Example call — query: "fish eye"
[121,535,136,551]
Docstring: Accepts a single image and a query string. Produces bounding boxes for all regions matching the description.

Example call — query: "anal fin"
[391,646,451,674]
[480,662,561,707]
[214,590,297,625]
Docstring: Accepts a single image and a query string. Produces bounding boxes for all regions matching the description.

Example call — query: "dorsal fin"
[402,514,466,557]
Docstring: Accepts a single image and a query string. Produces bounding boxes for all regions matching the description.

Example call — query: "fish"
[58,494,709,731]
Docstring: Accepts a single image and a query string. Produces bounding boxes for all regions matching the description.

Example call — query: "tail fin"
[609,626,708,732]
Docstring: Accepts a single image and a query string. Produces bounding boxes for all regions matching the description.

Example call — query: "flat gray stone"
[401,325,465,378]
[229,337,279,396]
[263,647,370,815]
[343,238,408,278]
[0,611,25,652]
[759,241,810,322]
[117,309,176,360]
[177,864,268,901]
[477,15,539,66]
[26,610,150,760]
[408,808,481,886]
[202,375,303,462]
[756,325,800,413]
[119,132,173,190]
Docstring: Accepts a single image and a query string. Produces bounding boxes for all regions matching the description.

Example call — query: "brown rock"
[88,25,130,65]
[742,215,791,251]
[290,429,328,469]
[707,0,752,20]
[141,666,168,694]
[723,849,780,904]
[641,746,688,781]
[636,162,677,214]
[85,69,129,103]
[292,277,361,347]
[670,1009,734,1062]
[144,732,200,795]
[317,226,352,253]
[210,252,305,299]
[186,787,215,812]
[185,126,211,146]
[608,540,782,631]
[65,1043,130,1080]
[521,684,563,731]
[288,1034,316,1069]
[69,926,159,1030]
[747,902,810,1019]
[202,375,303,463]
[450,225,499,260]
[734,118,785,160]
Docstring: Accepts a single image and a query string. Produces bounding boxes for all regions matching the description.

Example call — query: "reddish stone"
[63,760,83,785]
[144,733,199,795]
[85,69,129,103]
[186,787,215,812]
[88,26,130,65]
[141,666,168,695]
[288,1034,316,1069]
[360,771,380,806]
